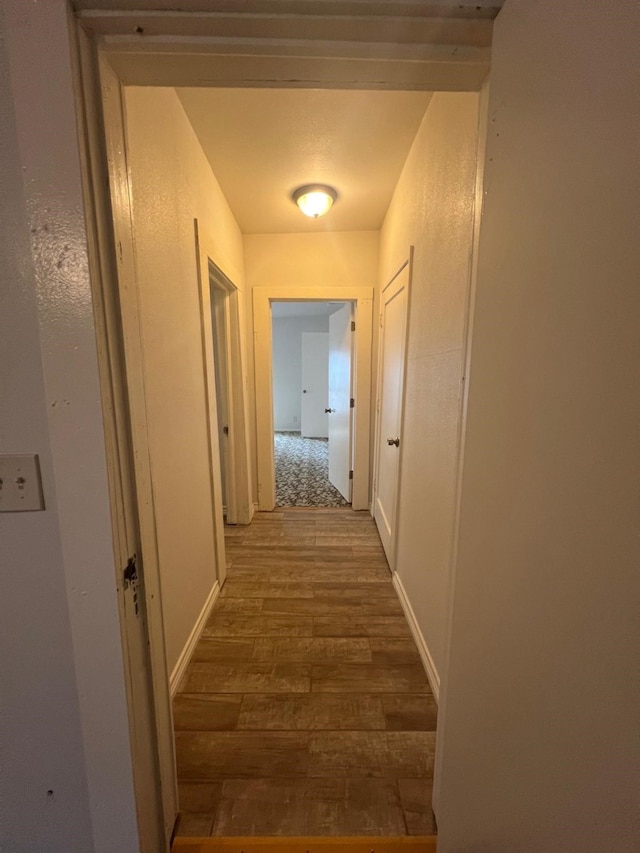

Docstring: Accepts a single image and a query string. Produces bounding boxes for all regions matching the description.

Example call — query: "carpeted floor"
[275,432,349,507]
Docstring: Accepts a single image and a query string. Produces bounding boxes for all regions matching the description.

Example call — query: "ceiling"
[177,88,433,234]
[271,301,347,319]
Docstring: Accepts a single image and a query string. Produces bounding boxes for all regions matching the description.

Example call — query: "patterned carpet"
[275,432,349,507]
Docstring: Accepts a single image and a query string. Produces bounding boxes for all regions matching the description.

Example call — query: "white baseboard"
[392,571,440,702]
[169,580,220,697]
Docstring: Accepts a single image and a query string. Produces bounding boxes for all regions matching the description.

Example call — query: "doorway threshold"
[173,836,437,852]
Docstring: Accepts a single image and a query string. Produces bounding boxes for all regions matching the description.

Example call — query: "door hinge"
[351,320,356,332]
[349,470,353,480]
[379,313,383,327]
[223,425,229,435]
[350,398,355,408]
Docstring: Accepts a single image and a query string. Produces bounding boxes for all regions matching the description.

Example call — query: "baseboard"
[169,580,220,697]
[392,571,440,702]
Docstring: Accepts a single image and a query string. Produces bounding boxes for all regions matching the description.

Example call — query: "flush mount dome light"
[292,184,338,218]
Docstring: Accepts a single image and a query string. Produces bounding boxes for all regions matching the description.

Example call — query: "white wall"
[379,92,481,692]
[301,332,330,439]
[437,2,640,851]
[272,315,329,431]
[0,2,139,851]
[244,231,379,500]
[123,87,246,676]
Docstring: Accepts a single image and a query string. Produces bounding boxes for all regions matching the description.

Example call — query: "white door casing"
[328,304,353,501]
[195,220,254,547]
[301,332,330,438]
[374,259,411,568]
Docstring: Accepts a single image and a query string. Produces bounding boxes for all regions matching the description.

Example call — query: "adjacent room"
[272,300,352,507]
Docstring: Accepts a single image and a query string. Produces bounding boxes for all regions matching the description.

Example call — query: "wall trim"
[169,580,220,697]
[393,571,440,702]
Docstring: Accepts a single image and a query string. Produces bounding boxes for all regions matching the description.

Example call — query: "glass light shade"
[292,184,338,218]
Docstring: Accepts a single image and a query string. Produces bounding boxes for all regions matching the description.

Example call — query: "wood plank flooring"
[173,837,437,853]
[173,509,437,838]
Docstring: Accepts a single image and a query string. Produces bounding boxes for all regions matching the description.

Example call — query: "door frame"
[254,286,373,511]
[74,33,177,849]
[372,251,413,571]
[71,5,492,846]
[195,222,254,529]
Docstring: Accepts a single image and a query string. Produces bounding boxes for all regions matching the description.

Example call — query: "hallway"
[173,509,437,837]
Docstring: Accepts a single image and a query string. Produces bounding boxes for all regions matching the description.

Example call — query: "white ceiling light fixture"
[292,184,338,218]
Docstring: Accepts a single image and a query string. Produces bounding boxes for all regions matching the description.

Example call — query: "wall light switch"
[0,454,45,512]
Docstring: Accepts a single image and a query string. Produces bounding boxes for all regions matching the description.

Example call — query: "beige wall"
[379,92,480,691]
[243,232,379,500]
[1,2,140,850]
[437,1,640,850]
[124,87,246,675]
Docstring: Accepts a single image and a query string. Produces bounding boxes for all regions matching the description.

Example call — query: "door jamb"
[74,34,177,849]
[253,285,373,512]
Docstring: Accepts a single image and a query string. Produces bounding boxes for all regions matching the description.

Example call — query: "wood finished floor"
[174,509,437,838]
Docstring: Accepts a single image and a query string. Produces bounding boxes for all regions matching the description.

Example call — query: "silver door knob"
[387,437,400,447]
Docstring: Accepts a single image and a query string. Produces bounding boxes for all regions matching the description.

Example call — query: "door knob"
[387,437,400,447]
[325,408,333,413]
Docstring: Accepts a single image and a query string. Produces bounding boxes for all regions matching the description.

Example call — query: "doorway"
[254,286,374,513]
[271,300,353,507]
[77,7,488,843]
[194,221,254,536]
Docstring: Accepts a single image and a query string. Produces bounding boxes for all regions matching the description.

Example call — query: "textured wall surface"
[1,3,138,851]
[124,86,246,675]
[379,92,480,687]
[438,1,640,850]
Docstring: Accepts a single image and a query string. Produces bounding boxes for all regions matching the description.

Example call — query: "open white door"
[374,263,410,566]
[328,303,353,501]
[301,332,329,438]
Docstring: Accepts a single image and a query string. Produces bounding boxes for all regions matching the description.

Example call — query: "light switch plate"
[0,454,45,511]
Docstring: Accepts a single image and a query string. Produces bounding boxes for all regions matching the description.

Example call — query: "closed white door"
[328,303,353,501]
[374,264,409,566]
[211,284,230,515]
[301,332,329,438]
